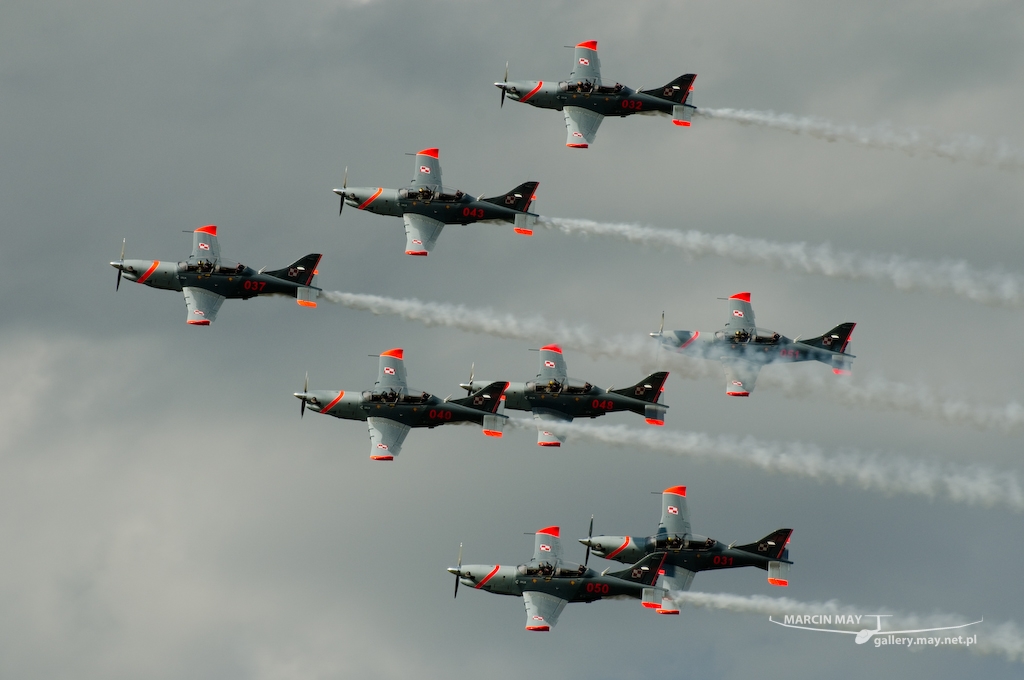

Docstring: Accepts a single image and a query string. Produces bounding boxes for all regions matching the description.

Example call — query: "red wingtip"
[416,148,439,159]
[538,441,561,447]
[729,291,751,302]
[540,344,563,354]
[296,300,317,308]
[536,526,560,538]
[566,143,589,148]
[768,578,789,587]
[525,625,550,632]
[576,40,597,51]
[641,602,661,609]
[656,609,680,615]
[194,225,217,236]
[672,120,691,127]
[726,391,750,397]
[645,418,665,426]
[832,368,851,376]
[380,348,404,360]
[513,228,533,236]
[482,430,503,438]
[186,319,211,326]
[370,455,394,461]
[663,485,687,497]
[405,250,428,256]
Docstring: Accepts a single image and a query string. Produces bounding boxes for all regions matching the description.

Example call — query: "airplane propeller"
[499,61,508,108]
[300,372,308,418]
[338,167,348,214]
[584,514,594,567]
[452,542,463,598]
[115,238,126,291]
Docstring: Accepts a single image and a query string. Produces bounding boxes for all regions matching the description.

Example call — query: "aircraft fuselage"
[343,187,533,226]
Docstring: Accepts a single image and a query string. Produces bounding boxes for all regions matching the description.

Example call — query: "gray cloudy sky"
[2,0,1023,677]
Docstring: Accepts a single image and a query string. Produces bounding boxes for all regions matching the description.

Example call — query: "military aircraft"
[334,148,539,256]
[652,292,856,396]
[495,40,697,148]
[110,225,321,325]
[459,344,669,447]
[580,486,793,614]
[447,526,669,631]
[293,348,509,460]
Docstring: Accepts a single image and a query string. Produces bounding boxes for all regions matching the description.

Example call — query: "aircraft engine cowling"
[585,535,645,564]
[117,259,182,291]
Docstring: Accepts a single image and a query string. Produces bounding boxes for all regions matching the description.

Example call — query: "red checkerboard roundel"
[733,310,744,317]
[667,505,679,515]
[579,57,589,65]
[384,366,396,375]
[732,381,743,386]
[539,544,551,552]
[412,239,422,245]
[377,443,388,450]
[544,360,556,368]
[572,131,583,138]
[532,615,544,621]
[198,242,210,250]
[420,166,430,174]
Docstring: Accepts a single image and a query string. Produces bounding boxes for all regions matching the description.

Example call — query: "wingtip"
[416,148,439,159]
[194,224,217,236]
[370,455,395,461]
[536,526,560,538]
[663,485,687,497]
[380,348,404,360]
[729,291,751,302]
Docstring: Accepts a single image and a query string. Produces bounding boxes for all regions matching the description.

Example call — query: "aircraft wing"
[722,359,761,396]
[410,147,442,189]
[724,291,756,331]
[367,417,411,460]
[376,348,408,390]
[563,106,603,148]
[191,224,220,261]
[534,409,571,447]
[182,286,225,325]
[402,213,445,256]
[660,486,691,536]
[660,563,696,593]
[569,40,601,85]
[522,590,568,631]
[537,345,567,383]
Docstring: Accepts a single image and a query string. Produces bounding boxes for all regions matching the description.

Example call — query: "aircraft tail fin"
[265,254,322,286]
[801,322,856,354]
[610,372,669,404]
[606,552,667,587]
[640,74,696,104]
[482,181,539,212]
[734,528,792,561]
[451,381,509,414]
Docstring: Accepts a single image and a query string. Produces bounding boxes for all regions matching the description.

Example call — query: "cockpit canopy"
[525,378,593,395]
[558,81,623,94]
[179,260,248,275]
[362,389,432,404]
[649,533,716,552]
[399,186,465,203]
[517,560,588,578]
[715,328,782,344]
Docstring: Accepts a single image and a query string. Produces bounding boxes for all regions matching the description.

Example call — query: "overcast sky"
[2,0,1023,678]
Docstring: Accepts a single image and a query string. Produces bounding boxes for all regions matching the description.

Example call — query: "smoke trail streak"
[695,107,1024,171]
[539,217,1024,308]
[670,592,1022,662]
[505,419,1024,511]
[321,291,1024,433]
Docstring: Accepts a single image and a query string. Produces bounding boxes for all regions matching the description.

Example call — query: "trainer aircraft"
[495,40,697,148]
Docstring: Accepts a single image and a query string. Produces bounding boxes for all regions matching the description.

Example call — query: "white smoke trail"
[538,217,1024,308]
[695,107,1024,171]
[670,592,1022,662]
[505,419,1024,511]
[321,291,1024,433]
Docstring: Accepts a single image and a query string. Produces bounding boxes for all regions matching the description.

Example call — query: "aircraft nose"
[110,261,122,270]
[578,538,593,547]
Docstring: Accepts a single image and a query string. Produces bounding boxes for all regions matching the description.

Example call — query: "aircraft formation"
[111,41,866,632]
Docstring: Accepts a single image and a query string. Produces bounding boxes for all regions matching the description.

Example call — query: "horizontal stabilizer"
[451,381,509,413]
[735,528,792,561]
[768,560,791,587]
[481,181,539,212]
[264,254,322,286]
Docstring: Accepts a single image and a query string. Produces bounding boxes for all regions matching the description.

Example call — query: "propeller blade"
[500,61,508,108]
[339,167,348,214]
[116,269,122,291]
[453,542,463,598]
[585,514,594,566]
[464,362,475,394]
[115,238,126,291]
[300,371,308,418]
